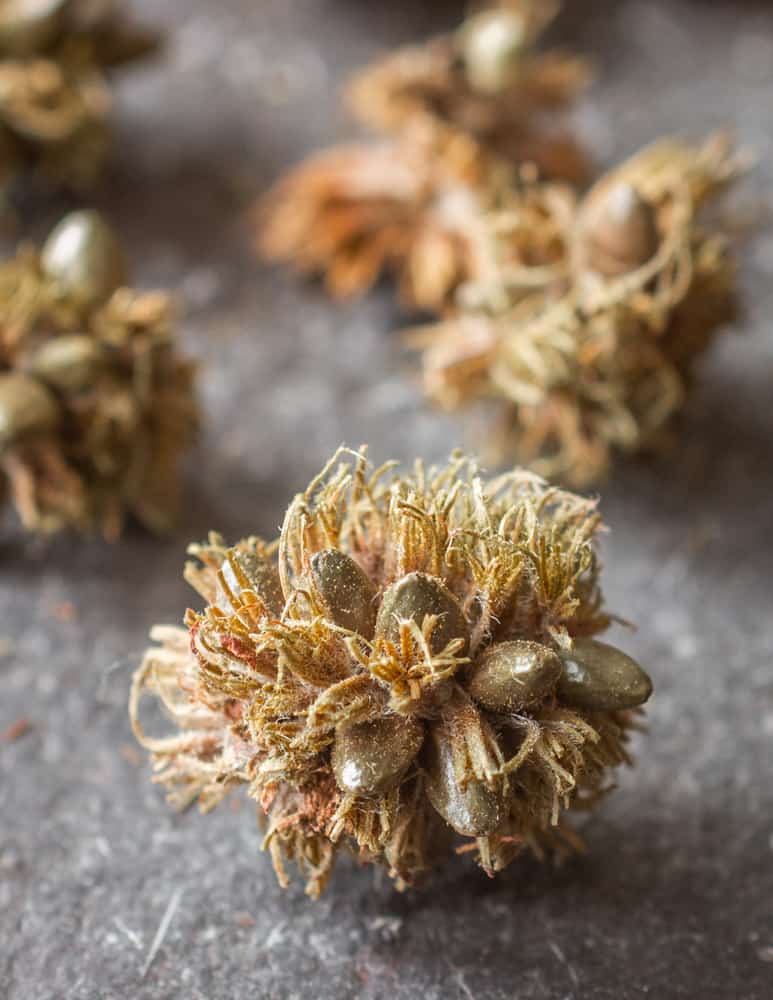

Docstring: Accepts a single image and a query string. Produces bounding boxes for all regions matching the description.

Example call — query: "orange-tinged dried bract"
[256,0,591,311]
[415,133,748,486]
[131,447,651,898]
[256,128,513,311]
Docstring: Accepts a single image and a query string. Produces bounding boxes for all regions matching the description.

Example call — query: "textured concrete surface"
[1,1,773,997]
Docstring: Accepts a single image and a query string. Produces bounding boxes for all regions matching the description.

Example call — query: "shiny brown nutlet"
[580,182,660,278]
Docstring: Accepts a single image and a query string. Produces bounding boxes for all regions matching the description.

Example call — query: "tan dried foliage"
[257,126,517,311]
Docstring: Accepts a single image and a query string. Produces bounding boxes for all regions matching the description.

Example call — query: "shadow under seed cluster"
[0,210,197,537]
[132,448,651,897]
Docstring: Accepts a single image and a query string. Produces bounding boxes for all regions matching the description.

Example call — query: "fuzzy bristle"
[131,447,648,896]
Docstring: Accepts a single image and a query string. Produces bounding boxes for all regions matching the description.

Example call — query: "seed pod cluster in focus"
[131,447,651,897]
[0,209,197,538]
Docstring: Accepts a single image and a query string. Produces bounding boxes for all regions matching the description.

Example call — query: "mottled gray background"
[1,1,772,998]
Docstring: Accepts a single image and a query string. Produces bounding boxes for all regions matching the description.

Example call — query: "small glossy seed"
[424,720,501,837]
[458,10,526,94]
[25,335,106,393]
[557,638,653,711]
[581,183,660,278]
[0,372,60,448]
[216,548,284,616]
[310,549,376,639]
[41,211,127,308]
[375,572,470,656]
[467,640,562,712]
[332,715,424,796]
[0,0,67,56]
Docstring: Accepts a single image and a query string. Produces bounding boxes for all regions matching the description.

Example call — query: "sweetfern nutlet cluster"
[0,0,158,194]
[131,448,652,898]
[0,209,197,538]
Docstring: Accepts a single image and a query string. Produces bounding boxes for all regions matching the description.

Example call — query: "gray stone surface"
[1,1,773,997]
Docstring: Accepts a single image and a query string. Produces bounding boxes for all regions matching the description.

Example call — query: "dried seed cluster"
[0,210,197,537]
[257,0,590,311]
[415,134,746,485]
[0,0,158,194]
[257,0,752,485]
[346,0,590,181]
[132,448,651,897]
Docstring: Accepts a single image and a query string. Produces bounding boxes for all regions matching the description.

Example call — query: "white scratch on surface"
[756,944,773,963]
[445,959,475,1000]
[548,941,580,988]
[141,888,183,979]
[94,837,111,859]
[264,920,286,950]
[114,916,144,951]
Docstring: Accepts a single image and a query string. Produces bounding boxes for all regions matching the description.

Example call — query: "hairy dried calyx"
[0,209,197,537]
[416,133,748,486]
[132,447,651,897]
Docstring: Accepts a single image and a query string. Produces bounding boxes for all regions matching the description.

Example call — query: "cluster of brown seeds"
[0,0,158,195]
[257,0,590,312]
[0,210,197,537]
[415,134,746,485]
[131,448,651,897]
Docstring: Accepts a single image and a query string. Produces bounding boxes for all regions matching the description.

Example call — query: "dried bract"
[257,128,516,311]
[416,134,747,485]
[131,447,650,897]
[0,209,197,537]
[0,0,159,194]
